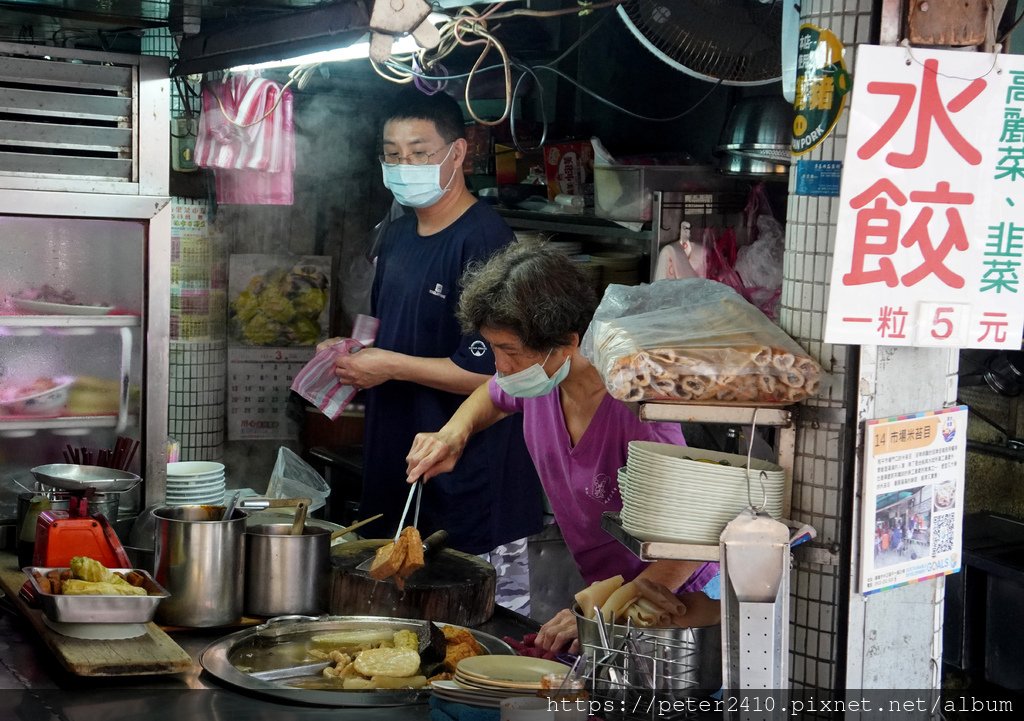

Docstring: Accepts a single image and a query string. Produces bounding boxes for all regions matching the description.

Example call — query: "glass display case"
[0,41,170,540]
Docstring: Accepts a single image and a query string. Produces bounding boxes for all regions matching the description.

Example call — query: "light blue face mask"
[380,144,456,208]
[495,349,571,398]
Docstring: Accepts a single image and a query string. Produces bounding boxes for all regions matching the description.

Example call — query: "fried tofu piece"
[369,537,408,581]
[369,526,425,586]
[398,527,424,578]
[441,626,484,672]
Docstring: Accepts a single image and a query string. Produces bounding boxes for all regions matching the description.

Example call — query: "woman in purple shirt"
[406,243,718,652]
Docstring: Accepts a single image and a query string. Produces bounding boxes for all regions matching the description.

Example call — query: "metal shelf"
[602,511,721,561]
[496,208,653,241]
[602,511,838,566]
[638,402,793,426]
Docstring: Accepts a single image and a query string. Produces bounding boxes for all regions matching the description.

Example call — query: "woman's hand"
[333,347,395,390]
[534,608,579,654]
[405,428,468,483]
[633,578,720,628]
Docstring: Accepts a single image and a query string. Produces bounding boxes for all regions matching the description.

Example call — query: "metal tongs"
[393,478,423,541]
[354,479,424,573]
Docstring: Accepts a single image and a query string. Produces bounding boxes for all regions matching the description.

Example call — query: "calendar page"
[227,347,311,440]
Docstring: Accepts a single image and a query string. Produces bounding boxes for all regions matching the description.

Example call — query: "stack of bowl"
[165,461,226,505]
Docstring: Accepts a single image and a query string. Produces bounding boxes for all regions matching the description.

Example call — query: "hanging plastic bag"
[581,279,824,405]
[266,447,331,511]
[743,182,774,244]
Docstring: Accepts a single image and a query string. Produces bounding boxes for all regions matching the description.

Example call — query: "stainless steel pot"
[244,523,331,617]
[153,504,246,627]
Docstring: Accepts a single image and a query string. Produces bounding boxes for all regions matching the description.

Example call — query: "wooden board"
[329,539,495,628]
[0,553,194,676]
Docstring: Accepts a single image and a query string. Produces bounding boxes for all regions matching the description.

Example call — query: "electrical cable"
[370,1,723,128]
[534,64,723,122]
[998,6,1024,44]
[546,9,612,67]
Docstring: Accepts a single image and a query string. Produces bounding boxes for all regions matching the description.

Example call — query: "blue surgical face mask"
[495,349,571,398]
[380,144,456,208]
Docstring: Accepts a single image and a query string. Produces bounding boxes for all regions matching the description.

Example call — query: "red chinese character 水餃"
[857,58,986,169]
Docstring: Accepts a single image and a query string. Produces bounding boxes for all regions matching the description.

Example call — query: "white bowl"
[0,376,74,416]
[167,461,225,476]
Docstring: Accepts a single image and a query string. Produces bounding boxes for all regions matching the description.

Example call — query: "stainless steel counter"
[0,597,539,720]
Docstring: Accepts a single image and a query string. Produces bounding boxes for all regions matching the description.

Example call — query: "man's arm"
[333,347,488,395]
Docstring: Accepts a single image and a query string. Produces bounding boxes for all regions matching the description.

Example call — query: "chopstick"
[62,437,140,471]
[330,513,384,540]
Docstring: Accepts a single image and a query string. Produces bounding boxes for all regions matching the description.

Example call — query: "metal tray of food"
[23,566,169,623]
[30,464,141,493]
[200,615,514,707]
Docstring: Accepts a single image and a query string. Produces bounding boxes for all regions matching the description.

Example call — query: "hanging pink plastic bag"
[195,75,295,205]
[291,315,378,419]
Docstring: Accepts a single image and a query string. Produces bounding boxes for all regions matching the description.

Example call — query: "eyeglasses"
[379,143,452,166]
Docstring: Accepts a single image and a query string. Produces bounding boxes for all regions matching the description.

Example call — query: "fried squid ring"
[780,368,806,388]
[771,351,796,370]
[751,347,773,367]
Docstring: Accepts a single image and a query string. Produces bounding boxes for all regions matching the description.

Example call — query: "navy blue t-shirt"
[358,202,544,554]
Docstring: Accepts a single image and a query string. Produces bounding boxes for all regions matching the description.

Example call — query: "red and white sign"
[826,45,1024,349]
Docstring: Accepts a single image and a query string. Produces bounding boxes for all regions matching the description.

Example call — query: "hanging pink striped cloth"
[195,75,295,204]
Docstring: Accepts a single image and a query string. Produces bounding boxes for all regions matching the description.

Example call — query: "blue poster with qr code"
[859,406,967,595]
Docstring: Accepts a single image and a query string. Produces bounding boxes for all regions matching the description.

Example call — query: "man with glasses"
[329,88,543,615]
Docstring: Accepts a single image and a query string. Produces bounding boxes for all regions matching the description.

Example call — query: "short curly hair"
[457,242,598,351]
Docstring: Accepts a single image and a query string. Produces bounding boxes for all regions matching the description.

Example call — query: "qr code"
[931,512,956,555]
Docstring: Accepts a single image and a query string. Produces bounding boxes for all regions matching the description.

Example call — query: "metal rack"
[606,402,797,704]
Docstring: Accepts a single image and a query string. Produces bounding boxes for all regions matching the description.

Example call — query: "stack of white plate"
[165,461,226,505]
[433,656,568,708]
[620,441,785,544]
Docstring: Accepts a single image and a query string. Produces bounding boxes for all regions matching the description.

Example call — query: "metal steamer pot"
[245,523,332,617]
[199,615,514,707]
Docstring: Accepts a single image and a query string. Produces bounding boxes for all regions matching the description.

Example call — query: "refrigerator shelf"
[0,315,140,329]
[0,415,130,434]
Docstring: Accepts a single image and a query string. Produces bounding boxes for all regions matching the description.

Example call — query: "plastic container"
[17,491,120,567]
[593,165,731,221]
